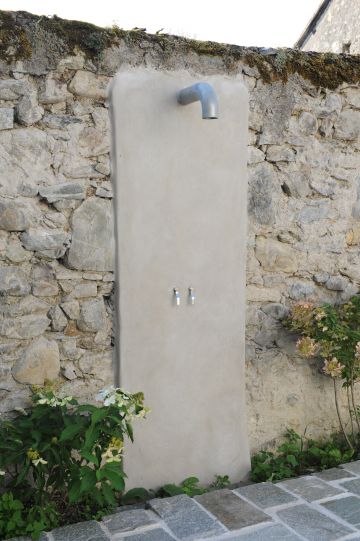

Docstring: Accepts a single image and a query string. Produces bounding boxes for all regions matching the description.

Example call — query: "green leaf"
[59,423,83,442]
[68,480,81,503]
[91,408,109,424]
[162,484,184,496]
[80,467,97,493]
[101,482,116,506]
[286,455,298,467]
[182,476,200,487]
[81,449,99,467]
[122,488,151,504]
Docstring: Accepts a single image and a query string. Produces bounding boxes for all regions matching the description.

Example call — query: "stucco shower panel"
[110,68,250,488]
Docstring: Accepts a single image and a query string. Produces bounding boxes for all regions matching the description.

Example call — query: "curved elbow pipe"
[177,82,219,119]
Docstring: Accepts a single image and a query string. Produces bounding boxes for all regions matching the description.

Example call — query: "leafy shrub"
[285,296,360,448]
[251,429,355,482]
[0,385,149,539]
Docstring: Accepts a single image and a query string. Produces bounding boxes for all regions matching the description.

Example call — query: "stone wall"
[300,0,360,54]
[1,11,360,454]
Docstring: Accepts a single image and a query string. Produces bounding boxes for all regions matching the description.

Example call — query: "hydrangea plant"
[0,384,149,539]
[285,296,360,449]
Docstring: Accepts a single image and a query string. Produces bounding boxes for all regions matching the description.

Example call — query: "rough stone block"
[235,482,297,509]
[52,520,108,541]
[61,300,80,319]
[277,504,352,541]
[0,314,50,339]
[149,494,224,540]
[248,162,276,225]
[195,489,271,530]
[321,495,360,527]
[68,71,109,100]
[255,237,298,273]
[21,228,70,259]
[16,93,44,126]
[67,197,114,271]
[289,281,315,301]
[334,110,360,141]
[73,283,98,298]
[77,298,107,332]
[12,337,60,384]
[279,476,344,502]
[0,128,55,196]
[49,305,68,331]
[0,201,30,231]
[102,509,157,534]
[0,267,30,296]
[297,202,329,224]
[39,183,85,203]
[0,107,13,129]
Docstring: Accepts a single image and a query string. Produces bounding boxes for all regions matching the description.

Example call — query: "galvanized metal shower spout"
[177,83,219,119]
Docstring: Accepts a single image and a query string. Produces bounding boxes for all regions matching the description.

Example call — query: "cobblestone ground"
[11,461,360,541]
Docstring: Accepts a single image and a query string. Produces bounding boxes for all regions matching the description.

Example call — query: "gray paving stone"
[102,509,157,534]
[340,460,360,475]
[149,494,225,540]
[277,504,353,541]
[321,495,360,527]
[279,475,344,501]
[235,482,297,508]
[115,529,175,541]
[226,523,302,540]
[52,520,109,541]
[313,467,356,481]
[195,489,271,530]
[340,478,360,495]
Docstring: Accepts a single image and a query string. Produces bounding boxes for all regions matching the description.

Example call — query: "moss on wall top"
[1,9,360,90]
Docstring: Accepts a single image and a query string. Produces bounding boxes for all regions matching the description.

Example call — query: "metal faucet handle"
[173,288,181,306]
[189,287,195,305]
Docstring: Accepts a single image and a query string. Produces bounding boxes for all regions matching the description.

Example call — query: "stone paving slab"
[277,504,353,540]
[235,482,297,508]
[341,460,360,475]
[225,523,302,540]
[339,478,360,495]
[195,489,271,531]
[114,529,176,540]
[312,467,356,482]
[102,509,158,534]
[279,475,344,501]
[51,521,109,541]
[321,495,360,527]
[149,494,225,540]
[9,461,360,541]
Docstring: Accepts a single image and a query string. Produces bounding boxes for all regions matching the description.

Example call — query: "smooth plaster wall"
[110,68,250,487]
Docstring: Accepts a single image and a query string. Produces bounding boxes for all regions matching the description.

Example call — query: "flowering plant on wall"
[0,384,149,539]
[285,296,360,450]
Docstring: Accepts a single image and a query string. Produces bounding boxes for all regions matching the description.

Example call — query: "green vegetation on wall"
[1,10,360,89]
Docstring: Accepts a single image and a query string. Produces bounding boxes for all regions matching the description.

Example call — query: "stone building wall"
[1,11,360,454]
[300,0,360,54]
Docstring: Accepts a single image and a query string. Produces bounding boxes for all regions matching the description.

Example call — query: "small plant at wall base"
[251,429,356,482]
[284,296,360,450]
[0,384,149,540]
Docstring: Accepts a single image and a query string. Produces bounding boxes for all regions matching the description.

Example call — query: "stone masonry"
[299,0,360,54]
[11,461,360,540]
[0,11,360,458]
